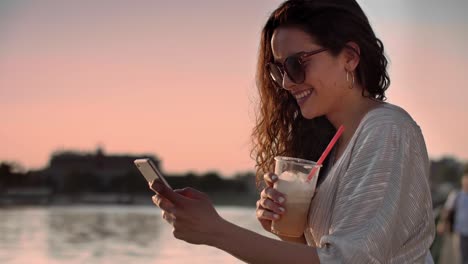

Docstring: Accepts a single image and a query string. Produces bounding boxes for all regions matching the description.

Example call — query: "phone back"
[134,158,172,189]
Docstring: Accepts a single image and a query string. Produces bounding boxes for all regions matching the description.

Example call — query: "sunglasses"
[266,47,328,88]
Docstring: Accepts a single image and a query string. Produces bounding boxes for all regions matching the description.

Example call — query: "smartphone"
[134,158,172,189]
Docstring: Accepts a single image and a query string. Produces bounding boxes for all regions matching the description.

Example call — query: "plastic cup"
[270,156,321,237]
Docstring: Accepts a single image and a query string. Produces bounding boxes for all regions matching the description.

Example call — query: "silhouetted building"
[44,147,160,192]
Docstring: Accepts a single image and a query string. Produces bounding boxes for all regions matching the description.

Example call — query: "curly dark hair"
[251,0,390,188]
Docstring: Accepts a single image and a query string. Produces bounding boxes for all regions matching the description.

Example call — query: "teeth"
[294,89,312,99]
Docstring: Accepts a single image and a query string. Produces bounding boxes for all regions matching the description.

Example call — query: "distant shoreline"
[0,192,258,208]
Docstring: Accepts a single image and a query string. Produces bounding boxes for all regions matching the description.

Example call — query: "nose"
[282,73,296,91]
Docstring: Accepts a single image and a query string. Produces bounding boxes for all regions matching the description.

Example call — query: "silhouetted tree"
[200,171,223,191]
[0,161,26,187]
[430,156,464,187]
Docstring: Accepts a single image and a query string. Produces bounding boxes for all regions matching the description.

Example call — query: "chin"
[300,108,321,120]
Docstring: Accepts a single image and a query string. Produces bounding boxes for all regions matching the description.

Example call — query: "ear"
[342,41,360,72]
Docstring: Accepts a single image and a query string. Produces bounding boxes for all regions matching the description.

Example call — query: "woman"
[150,0,435,263]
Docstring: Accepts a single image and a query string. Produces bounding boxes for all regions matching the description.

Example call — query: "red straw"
[307,125,345,182]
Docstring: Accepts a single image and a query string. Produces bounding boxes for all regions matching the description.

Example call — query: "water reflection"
[46,206,162,263]
[0,206,271,264]
[48,209,160,246]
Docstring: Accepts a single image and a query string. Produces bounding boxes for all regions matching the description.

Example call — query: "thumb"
[175,187,209,200]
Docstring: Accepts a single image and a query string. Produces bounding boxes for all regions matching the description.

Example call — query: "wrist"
[206,217,233,247]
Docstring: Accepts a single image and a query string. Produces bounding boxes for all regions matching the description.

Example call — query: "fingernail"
[279,207,285,213]
[274,214,280,219]
[278,197,285,204]
[271,174,278,181]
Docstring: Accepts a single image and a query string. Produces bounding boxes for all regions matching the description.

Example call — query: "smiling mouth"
[293,89,313,100]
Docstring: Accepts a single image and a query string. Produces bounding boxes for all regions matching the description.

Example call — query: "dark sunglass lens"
[284,57,305,84]
[267,63,284,87]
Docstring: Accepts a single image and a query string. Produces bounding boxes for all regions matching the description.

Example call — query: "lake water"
[0,205,276,264]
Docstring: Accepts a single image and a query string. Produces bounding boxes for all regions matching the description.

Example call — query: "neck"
[326,87,382,147]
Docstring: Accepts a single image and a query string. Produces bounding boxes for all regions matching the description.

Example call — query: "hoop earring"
[346,71,355,89]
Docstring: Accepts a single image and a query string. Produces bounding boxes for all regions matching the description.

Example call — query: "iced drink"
[271,157,320,237]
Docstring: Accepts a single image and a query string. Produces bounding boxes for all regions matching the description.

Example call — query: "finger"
[174,187,209,200]
[263,172,278,187]
[152,195,175,211]
[150,180,189,206]
[162,210,176,225]
[260,197,285,215]
[256,208,280,221]
[256,200,261,209]
[260,186,286,205]
[162,209,177,219]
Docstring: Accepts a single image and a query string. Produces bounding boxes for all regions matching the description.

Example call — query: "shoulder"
[350,102,428,158]
[360,103,420,132]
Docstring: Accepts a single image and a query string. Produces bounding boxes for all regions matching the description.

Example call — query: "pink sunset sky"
[1,0,467,176]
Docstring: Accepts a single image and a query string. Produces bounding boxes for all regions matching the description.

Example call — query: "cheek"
[309,70,342,98]
[319,65,346,95]
[305,58,343,91]
[301,63,347,117]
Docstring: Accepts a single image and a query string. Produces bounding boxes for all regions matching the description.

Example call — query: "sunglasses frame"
[267,47,329,88]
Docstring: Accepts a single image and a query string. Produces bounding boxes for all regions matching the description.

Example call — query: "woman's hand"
[436,220,447,235]
[150,180,226,246]
[256,172,287,234]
